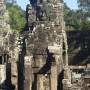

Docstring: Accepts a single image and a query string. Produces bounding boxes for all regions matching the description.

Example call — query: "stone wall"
[67,31,90,65]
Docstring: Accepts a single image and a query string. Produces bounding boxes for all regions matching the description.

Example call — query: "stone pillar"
[48,45,62,90]
[11,60,18,90]
[2,56,4,64]
[63,66,72,90]
[0,64,6,86]
[24,55,33,90]
[37,75,44,90]
[50,63,57,90]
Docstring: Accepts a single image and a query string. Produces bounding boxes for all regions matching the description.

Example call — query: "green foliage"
[64,1,90,31]
[64,3,80,30]
[77,0,90,12]
[6,3,26,32]
[77,0,90,30]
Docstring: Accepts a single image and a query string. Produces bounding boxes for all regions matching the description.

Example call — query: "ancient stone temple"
[23,0,68,90]
[1,0,90,90]
[0,0,11,88]
[0,0,19,90]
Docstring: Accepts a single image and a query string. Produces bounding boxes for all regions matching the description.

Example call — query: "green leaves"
[6,3,26,32]
[64,3,80,31]
[64,1,90,31]
[77,0,90,12]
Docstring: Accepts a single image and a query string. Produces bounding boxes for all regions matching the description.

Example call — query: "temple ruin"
[0,0,90,90]
[0,0,19,89]
[24,0,68,89]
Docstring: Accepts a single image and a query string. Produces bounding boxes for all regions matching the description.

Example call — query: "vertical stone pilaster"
[11,61,18,90]
[37,75,44,90]
[24,55,33,90]
[50,64,57,90]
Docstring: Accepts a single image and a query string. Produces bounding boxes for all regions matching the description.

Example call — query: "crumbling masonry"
[0,0,19,89]
[0,0,90,90]
[0,0,77,90]
[24,0,68,90]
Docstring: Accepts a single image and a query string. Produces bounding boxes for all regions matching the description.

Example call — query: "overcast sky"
[16,0,78,10]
